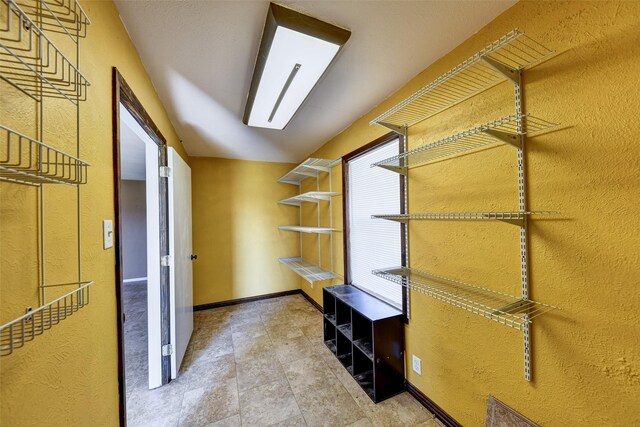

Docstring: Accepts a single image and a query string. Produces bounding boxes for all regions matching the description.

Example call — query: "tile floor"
[124,292,443,427]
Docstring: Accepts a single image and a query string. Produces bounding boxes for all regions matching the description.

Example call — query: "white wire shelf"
[372,211,559,226]
[278,158,337,185]
[0,281,93,356]
[0,0,90,104]
[279,257,340,283]
[370,29,553,130]
[372,114,557,174]
[278,191,341,206]
[278,225,337,234]
[16,0,90,40]
[373,267,557,331]
[0,125,90,185]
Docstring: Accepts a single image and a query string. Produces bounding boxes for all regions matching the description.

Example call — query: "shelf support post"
[514,68,532,382]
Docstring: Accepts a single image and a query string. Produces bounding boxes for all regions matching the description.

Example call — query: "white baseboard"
[123,277,148,283]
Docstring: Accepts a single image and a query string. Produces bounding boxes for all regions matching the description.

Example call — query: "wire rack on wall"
[0,0,90,103]
[279,257,340,284]
[373,267,557,331]
[0,125,90,185]
[372,114,558,174]
[278,225,336,234]
[277,158,336,185]
[372,211,559,226]
[0,281,93,356]
[370,29,553,130]
[278,191,340,206]
[277,158,341,284]
[369,29,559,381]
[0,0,91,356]
[15,0,90,39]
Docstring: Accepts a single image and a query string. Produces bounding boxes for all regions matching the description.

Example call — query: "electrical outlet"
[412,355,422,375]
[103,220,113,249]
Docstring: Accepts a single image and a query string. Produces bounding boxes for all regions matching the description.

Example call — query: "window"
[344,134,406,312]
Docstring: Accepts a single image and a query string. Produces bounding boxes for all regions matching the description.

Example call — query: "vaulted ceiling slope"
[114,0,515,163]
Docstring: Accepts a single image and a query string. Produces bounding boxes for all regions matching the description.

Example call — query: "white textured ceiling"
[114,0,515,163]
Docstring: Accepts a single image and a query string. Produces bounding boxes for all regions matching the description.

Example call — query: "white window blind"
[347,138,402,308]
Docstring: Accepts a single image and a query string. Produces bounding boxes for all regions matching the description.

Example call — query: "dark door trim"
[342,132,408,319]
[112,67,172,426]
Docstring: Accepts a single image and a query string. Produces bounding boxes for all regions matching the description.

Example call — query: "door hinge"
[159,166,171,178]
[162,344,173,356]
[161,255,172,267]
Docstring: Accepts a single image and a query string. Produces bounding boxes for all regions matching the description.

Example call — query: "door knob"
[190,254,198,260]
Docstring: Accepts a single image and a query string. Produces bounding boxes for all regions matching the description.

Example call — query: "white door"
[168,148,193,378]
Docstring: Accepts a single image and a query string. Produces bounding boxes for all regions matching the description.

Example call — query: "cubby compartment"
[324,318,337,354]
[335,298,351,326]
[352,310,373,360]
[353,345,373,376]
[323,284,404,403]
[336,330,353,374]
[323,292,336,325]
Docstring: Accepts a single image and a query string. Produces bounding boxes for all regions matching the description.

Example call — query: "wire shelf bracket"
[373,267,557,331]
[0,281,93,356]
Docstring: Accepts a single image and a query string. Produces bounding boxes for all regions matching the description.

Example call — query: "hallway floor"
[125,293,442,427]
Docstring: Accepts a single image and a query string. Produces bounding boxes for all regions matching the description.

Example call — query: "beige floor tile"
[274,336,316,364]
[187,333,234,366]
[294,378,365,427]
[273,415,307,426]
[266,324,306,344]
[127,381,186,427]
[282,355,335,394]
[357,392,434,427]
[178,353,236,390]
[239,379,302,426]
[232,331,275,362]
[347,419,374,427]
[236,356,286,392]
[205,414,241,426]
[178,378,239,427]
[230,318,267,335]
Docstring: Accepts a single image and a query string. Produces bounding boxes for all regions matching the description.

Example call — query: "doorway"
[113,68,194,426]
[112,68,172,426]
[119,102,153,402]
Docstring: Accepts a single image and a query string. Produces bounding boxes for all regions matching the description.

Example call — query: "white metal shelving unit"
[369,29,559,381]
[277,158,341,284]
[0,0,92,356]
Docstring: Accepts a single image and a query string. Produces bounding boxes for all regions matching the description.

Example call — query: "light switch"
[103,220,113,249]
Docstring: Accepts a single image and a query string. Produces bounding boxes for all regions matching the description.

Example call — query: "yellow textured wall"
[303,1,640,425]
[190,157,300,305]
[0,0,188,425]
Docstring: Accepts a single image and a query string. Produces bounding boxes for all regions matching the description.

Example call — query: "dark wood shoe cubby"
[323,284,405,402]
